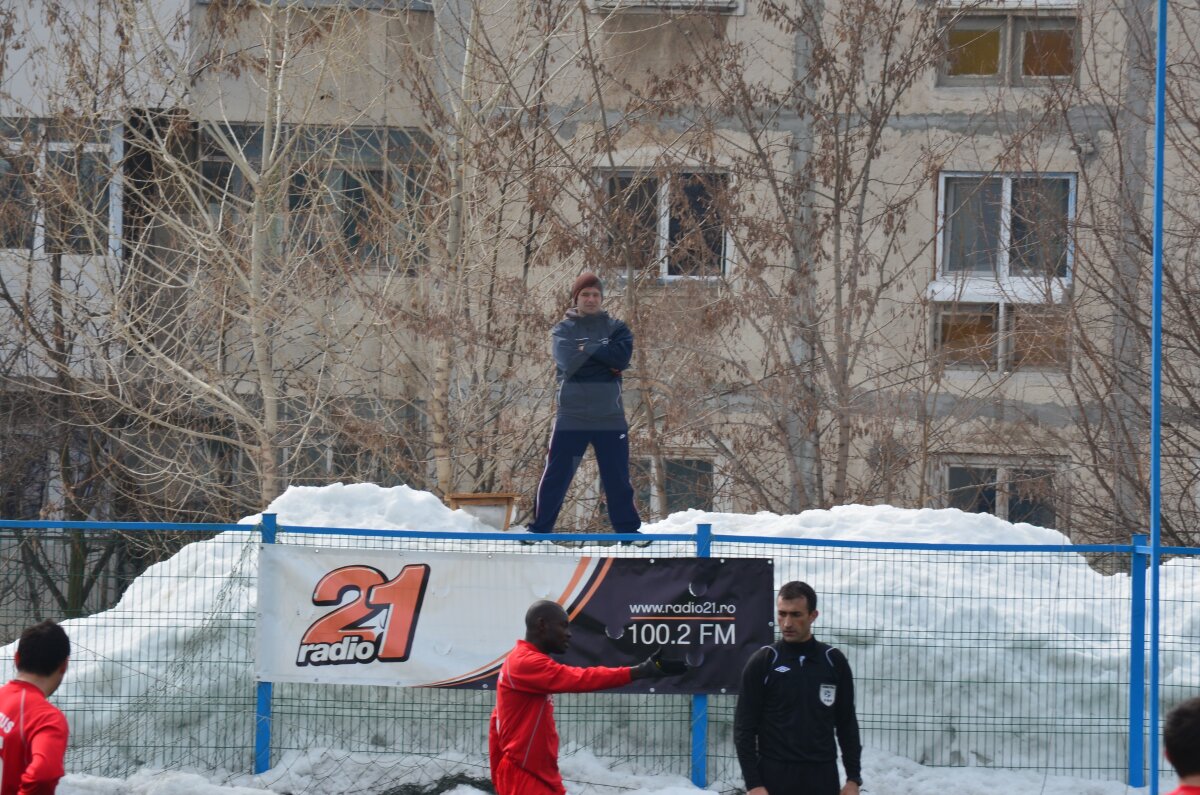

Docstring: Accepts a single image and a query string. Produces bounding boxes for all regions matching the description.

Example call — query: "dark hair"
[778,581,817,612]
[16,620,70,676]
[1165,696,1200,777]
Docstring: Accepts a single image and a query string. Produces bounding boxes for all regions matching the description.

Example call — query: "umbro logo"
[774,665,790,673]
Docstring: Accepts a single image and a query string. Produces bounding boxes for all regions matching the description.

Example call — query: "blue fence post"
[255,513,278,775]
[691,523,713,789]
[1129,534,1148,788]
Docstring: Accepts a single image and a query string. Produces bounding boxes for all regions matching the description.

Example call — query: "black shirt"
[733,637,863,790]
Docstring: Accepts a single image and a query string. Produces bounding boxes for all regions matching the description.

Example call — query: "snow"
[648,503,1073,545]
[243,483,1074,545]
[3,483,1187,794]
[54,748,1169,794]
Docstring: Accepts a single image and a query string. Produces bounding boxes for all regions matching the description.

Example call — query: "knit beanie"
[571,271,602,305]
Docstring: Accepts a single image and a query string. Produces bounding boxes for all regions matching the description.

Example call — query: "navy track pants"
[529,426,641,534]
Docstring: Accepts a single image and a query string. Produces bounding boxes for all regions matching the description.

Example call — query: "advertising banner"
[256,545,773,694]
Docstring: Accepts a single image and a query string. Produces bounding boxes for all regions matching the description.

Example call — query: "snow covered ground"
[53,746,1177,795]
[3,483,1192,794]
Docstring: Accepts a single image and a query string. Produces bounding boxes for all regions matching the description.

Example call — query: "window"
[283,399,427,488]
[937,303,998,369]
[44,148,111,255]
[934,302,1069,371]
[604,171,729,280]
[1009,177,1070,278]
[631,456,715,518]
[0,154,35,250]
[340,168,387,261]
[943,461,1057,528]
[201,125,428,272]
[933,173,1073,372]
[288,443,331,486]
[0,436,48,519]
[286,164,421,269]
[0,134,113,256]
[941,174,1072,280]
[940,10,1076,86]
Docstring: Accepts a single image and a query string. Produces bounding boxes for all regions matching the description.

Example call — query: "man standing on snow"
[1165,696,1200,795]
[527,271,644,539]
[489,600,686,795]
[734,581,863,795]
[0,621,71,795]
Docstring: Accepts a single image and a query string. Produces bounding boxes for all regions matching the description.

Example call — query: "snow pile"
[651,503,1072,545]
[242,482,499,534]
[1,483,1193,794]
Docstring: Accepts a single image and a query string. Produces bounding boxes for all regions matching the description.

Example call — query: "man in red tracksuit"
[489,600,686,795]
[1,621,70,795]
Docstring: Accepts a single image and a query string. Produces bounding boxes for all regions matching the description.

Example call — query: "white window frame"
[601,170,734,282]
[937,455,1061,526]
[0,128,120,258]
[931,172,1075,373]
[931,171,1074,306]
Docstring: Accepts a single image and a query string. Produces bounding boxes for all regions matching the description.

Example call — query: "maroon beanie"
[570,271,602,304]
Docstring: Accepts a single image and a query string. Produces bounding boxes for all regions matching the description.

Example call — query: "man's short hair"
[778,581,817,612]
[16,620,70,676]
[1165,696,1200,778]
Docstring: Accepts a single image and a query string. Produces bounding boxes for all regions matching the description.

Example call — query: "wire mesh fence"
[1,519,1196,793]
[707,540,1139,783]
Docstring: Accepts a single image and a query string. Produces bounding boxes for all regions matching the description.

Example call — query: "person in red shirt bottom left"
[1,620,70,795]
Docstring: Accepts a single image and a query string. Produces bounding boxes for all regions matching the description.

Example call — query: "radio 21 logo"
[295,564,431,667]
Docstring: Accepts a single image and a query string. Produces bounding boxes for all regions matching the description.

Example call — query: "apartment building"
[0,0,1194,549]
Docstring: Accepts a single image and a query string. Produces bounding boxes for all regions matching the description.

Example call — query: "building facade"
[0,0,1195,548]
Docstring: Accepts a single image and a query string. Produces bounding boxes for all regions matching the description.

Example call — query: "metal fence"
[0,517,1195,793]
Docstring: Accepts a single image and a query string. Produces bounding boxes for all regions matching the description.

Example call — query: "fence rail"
[1,517,1195,793]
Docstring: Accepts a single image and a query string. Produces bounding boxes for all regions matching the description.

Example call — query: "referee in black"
[734,581,863,795]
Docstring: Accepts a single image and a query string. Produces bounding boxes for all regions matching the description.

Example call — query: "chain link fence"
[1,520,1196,793]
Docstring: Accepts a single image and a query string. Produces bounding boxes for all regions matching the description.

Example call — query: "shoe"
[618,531,652,548]
[519,530,552,546]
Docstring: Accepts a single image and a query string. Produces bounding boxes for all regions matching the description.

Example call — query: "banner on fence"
[256,545,773,693]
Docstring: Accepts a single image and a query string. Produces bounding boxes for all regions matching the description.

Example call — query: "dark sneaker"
[619,531,652,548]
[518,529,552,546]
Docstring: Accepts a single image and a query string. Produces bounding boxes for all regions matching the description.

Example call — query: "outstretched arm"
[505,651,632,695]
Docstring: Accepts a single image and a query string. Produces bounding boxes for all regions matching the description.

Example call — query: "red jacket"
[489,640,631,794]
[0,680,68,795]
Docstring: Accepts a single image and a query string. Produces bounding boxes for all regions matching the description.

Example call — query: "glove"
[630,648,688,679]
